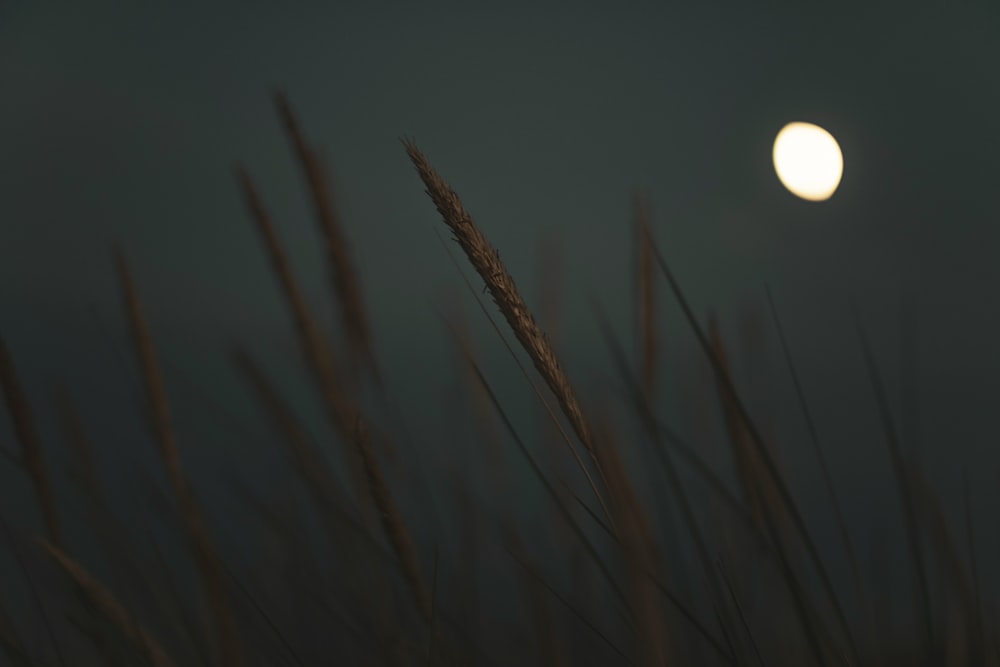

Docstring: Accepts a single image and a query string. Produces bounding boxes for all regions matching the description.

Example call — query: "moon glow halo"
[772,122,844,201]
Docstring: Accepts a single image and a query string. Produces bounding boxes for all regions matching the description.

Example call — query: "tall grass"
[0,93,995,666]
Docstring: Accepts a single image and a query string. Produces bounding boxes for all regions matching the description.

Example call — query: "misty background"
[2,0,999,619]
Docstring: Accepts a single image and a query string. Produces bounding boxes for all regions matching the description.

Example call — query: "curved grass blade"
[646,237,860,664]
[505,543,636,666]
[0,514,67,667]
[765,287,871,633]
[220,560,306,667]
[851,303,934,660]
[115,248,244,667]
[0,338,61,547]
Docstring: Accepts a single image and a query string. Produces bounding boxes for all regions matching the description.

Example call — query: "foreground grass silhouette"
[0,92,994,666]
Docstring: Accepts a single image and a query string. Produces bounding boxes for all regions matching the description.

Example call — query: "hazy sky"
[2,1,999,564]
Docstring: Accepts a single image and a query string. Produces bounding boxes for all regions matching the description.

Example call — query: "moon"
[772,122,844,201]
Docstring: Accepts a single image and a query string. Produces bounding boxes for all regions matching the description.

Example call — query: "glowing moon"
[772,122,844,201]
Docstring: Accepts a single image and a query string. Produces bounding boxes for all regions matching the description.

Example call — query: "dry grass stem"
[37,539,178,667]
[233,347,400,621]
[237,166,430,628]
[0,92,985,666]
[0,337,61,547]
[274,92,380,387]
[353,414,432,622]
[912,464,979,660]
[854,307,935,660]
[232,348,350,513]
[0,598,33,666]
[404,140,612,500]
[536,231,564,346]
[235,166,373,516]
[594,414,669,667]
[53,383,150,614]
[115,248,244,667]
[707,314,787,537]
[433,232,616,528]
[54,384,109,519]
[634,192,656,405]
[445,303,510,485]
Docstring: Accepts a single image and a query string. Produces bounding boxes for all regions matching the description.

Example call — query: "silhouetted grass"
[0,93,995,666]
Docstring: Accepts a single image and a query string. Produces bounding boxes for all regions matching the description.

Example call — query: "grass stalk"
[432,229,614,530]
[852,303,935,660]
[764,286,872,641]
[115,248,244,667]
[404,140,614,513]
[273,92,380,388]
[593,414,670,667]
[37,539,177,667]
[0,338,61,547]
[235,166,373,516]
[646,237,861,663]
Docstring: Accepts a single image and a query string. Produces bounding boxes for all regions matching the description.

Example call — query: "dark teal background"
[1,0,999,617]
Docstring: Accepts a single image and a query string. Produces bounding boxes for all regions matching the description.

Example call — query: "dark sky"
[2,1,999,577]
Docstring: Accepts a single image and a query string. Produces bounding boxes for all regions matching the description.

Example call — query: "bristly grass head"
[402,139,615,515]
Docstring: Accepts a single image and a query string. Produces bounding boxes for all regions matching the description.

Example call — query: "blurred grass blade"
[646,236,860,663]
[115,248,244,667]
[851,302,934,660]
[0,338,61,547]
[765,286,871,634]
[37,539,178,667]
[505,541,635,666]
[274,91,381,389]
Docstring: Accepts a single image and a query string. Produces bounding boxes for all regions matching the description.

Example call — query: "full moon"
[772,122,844,201]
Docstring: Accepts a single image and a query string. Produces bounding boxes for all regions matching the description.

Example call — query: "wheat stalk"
[403,140,612,500]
